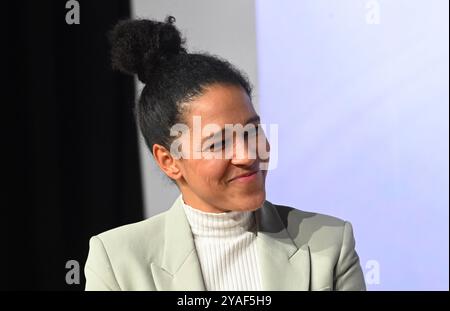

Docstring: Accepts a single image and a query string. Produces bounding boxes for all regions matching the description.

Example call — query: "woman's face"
[170,83,270,213]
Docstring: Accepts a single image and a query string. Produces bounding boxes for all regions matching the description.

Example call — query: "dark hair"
[109,16,253,156]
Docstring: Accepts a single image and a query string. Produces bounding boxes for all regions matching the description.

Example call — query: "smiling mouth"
[228,170,259,183]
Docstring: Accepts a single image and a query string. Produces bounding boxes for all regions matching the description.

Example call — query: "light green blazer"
[84,194,366,291]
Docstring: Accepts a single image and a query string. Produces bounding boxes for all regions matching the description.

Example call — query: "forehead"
[186,84,256,126]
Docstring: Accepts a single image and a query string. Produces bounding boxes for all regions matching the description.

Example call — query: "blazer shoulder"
[266,201,366,291]
[92,210,169,261]
[85,211,170,290]
[267,201,350,249]
[100,210,166,238]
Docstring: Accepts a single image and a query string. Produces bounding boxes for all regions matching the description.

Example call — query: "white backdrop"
[256,0,448,290]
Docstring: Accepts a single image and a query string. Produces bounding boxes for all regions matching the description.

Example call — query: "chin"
[235,190,266,212]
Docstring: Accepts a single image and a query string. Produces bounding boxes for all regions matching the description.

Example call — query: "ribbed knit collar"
[181,197,256,238]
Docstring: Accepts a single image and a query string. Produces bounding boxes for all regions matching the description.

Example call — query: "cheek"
[187,159,229,186]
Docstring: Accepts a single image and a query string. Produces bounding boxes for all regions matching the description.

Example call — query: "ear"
[152,144,183,181]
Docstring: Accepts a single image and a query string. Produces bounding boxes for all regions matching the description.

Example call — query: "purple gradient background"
[256,0,449,290]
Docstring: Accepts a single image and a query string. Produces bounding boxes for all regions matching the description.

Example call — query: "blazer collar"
[150,194,311,291]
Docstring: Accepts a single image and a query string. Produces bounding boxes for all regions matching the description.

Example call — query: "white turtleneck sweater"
[181,198,263,291]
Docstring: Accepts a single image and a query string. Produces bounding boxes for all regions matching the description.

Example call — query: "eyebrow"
[201,115,261,144]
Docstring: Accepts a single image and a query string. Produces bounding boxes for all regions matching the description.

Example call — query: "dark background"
[4,0,143,290]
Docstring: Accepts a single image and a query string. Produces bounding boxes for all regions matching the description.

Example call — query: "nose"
[230,136,257,167]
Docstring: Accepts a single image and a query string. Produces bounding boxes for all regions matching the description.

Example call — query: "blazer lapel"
[255,200,311,291]
[150,194,206,290]
[150,195,311,291]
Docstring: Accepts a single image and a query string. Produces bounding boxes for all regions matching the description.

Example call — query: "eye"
[209,140,226,151]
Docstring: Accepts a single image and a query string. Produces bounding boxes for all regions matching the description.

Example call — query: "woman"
[84,16,366,291]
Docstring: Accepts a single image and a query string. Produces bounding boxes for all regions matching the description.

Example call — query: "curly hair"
[108,15,253,156]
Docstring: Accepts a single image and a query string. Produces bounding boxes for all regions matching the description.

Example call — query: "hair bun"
[109,16,186,83]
